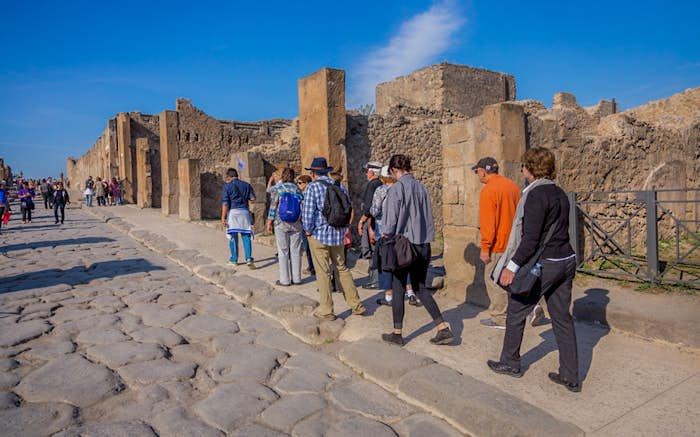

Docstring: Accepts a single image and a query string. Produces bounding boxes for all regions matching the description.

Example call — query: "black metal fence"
[568,188,700,287]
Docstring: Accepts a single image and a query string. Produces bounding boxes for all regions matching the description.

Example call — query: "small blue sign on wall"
[237,158,245,172]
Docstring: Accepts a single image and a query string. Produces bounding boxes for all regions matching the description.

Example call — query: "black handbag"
[506,223,558,296]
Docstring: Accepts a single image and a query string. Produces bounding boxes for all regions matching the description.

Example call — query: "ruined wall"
[0,158,12,183]
[130,113,161,208]
[67,120,117,194]
[376,63,515,118]
[175,98,296,218]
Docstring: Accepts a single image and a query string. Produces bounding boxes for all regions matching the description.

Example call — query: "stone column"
[298,68,347,183]
[117,112,135,203]
[441,102,526,304]
[135,138,152,208]
[230,151,266,232]
[178,159,201,221]
[160,110,180,215]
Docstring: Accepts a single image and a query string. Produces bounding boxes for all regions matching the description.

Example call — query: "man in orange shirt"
[473,157,522,329]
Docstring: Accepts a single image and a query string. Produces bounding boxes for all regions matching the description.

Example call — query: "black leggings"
[21,207,32,221]
[0,206,4,230]
[54,203,65,223]
[391,242,445,330]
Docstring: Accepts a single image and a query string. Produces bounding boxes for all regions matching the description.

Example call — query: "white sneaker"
[529,305,544,327]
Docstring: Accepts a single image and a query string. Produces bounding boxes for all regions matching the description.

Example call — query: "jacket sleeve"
[479,188,497,252]
[510,188,547,267]
[362,181,379,217]
[382,185,401,236]
[221,184,231,207]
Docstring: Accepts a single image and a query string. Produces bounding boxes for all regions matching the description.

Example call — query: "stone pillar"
[298,68,347,182]
[160,110,180,215]
[441,102,526,304]
[135,138,152,208]
[117,112,135,203]
[230,151,266,231]
[178,159,201,221]
[107,118,118,179]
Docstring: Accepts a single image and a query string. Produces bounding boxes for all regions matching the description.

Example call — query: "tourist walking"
[296,175,315,275]
[380,154,454,346]
[109,177,120,206]
[18,181,34,223]
[358,161,383,289]
[53,181,70,224]
[40,178,51,209]
[84,176,94,207]
[221,168,256,269]
[95,177,106,206]
[472,157,530,329]
[266,168,304,286]
[0,180,8,234]
[302,157,366,320]
[488,147,581,392]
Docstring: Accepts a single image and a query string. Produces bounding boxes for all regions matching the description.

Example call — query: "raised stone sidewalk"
[80,204,700,436]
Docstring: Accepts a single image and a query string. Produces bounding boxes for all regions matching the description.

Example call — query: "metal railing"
[568,188,700,287]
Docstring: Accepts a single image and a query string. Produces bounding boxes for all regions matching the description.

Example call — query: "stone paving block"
[0,319,52,347]
[221,275,272,304]
[393,413,464,437]
[193,382,279,432]
[173,314,240,343]
[123,290,162,306]
[76,327,130,345]
[254,329,312,356]
[15,354,123,407]
[168,249,200,266]
[211,333,257,351]
[329,380,415,422]
[22,301,61,315]
[206,345,288,383]
[157,291,198,307]
[231,423,288,437]
[338,339,435,390]
[0,402,78,436]
[91,295,127,312]
[129,303,193,328]
[152,406,224,437]
[0,372,20,390]
[197,297,247,322]
[0,358,19,371]
[194,264,235,286]
[251,292,318,324]
[119,359,197,385]
[129,326,185,347]
[54,420,158,437]
[51,307,104,324]
[22,340,76,361]
[286,316,322,344]
[146,238,178,255]
[19,310,54,322]
[398,363,584,437]
[260,393,326,432]
[329,416,399,436]
[86,341,167,367]
[52,314,121,337]
[0,391,21,409]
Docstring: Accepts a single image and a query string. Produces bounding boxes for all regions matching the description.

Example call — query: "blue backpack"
[278,192,301,223]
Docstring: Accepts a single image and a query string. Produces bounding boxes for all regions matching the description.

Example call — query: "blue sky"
[1,0,698,178]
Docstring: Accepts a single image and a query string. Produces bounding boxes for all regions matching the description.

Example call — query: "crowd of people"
[0,177,72,230]
[82,175,123,207]
[221,149,581,392]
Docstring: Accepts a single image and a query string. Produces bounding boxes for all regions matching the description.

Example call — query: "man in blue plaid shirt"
[302,157,366,320]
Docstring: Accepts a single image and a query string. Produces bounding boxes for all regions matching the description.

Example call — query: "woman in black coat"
[53,181,70,224]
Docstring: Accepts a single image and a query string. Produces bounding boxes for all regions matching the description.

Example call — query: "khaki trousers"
[308,236,363,316]
[485,253,508,325]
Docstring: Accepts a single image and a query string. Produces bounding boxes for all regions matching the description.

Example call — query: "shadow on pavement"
[1,258,164,294]
[0,237,115,252]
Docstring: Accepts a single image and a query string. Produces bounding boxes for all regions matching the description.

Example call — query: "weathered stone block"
[442,225,486,305]
[135,138,152,208]
[160,110,179,215]
[178,158,201,221]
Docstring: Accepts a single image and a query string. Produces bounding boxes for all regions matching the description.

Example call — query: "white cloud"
[349,0,465,107]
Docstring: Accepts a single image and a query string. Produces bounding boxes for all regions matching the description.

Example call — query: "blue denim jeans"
[229,232,252,263]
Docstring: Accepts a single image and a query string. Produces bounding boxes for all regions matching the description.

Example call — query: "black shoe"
[55,221,59,224]
[429,328,455,345]
[548,372,581,393]
[381,333,404,346]
[408,295,419,306]
[362,283,379,290]
[487,360,522,378]
[376,298,391,306]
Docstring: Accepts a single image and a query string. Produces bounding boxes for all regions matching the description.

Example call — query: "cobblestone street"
[0,205,461,436]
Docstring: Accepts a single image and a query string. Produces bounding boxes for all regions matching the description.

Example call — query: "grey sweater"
[382,174,435,244]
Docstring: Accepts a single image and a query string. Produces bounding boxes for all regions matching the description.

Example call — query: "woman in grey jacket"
[380,154,454,346]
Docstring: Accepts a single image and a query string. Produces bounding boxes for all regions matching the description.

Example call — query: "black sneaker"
[487,360,523,378]
[408,295,419,306]
[381,332,404,346]
[376,298,391,306]
[429,328,455,345]
[548,372,581,393]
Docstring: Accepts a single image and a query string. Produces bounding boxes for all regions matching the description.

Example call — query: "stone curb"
[82,208,585,437]
[338,339,583,437]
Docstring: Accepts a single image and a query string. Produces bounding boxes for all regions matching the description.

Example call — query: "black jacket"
[362,178,383,217]
[511,183,574,266]
[371,236,397,272]
[53,189,70,205]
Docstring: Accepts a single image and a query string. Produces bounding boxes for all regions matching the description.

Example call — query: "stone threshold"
[83,205,583,437]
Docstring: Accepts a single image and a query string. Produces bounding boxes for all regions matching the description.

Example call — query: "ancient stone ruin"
[0,158,12,182]
[67,62,699,302]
